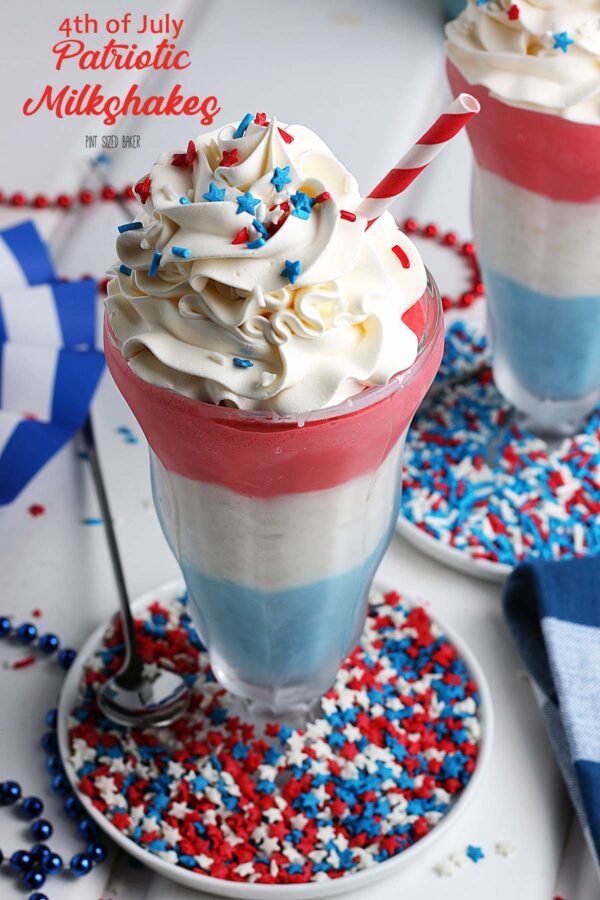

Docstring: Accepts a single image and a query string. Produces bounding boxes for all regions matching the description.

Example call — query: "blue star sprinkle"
[553,31,574,53]
[281,259,301,284]
[236,191,261,215]
[290,190,315,220]
[233,358,253,368]
[271,165,292,193]
[148,251,162,278]
[466,845,485,863]
[233,113,253,139]
[117,221,143,233]
[202,183,226,203]
[171,246,191,259]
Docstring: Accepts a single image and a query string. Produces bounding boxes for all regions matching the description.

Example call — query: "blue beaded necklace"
[1,622,108,900]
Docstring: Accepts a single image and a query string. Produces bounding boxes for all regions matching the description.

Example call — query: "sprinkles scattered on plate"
[401,322,600,568]
[68,590,482,886]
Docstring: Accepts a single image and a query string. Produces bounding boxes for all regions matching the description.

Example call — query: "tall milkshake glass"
[105,279,442,721]
[447,3,600,435]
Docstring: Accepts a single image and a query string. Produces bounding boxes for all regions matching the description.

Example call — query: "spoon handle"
[82,416,143,689]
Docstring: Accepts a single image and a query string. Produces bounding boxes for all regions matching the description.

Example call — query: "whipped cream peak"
[107,113,426,413]
[447,0,600,123]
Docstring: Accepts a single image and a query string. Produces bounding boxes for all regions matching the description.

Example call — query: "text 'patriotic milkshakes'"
[448,0,600,434]
[105,113,452,721]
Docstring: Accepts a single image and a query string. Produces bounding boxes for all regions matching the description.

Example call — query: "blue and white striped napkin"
[504,558,600,871]
[0,221,104,504]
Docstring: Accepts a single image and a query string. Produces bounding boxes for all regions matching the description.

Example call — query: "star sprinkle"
[271,166,292,193]
[236,191,261,215]
[233,113,253,139]
[280,259,301,284]
[231,227,249,245]
[172,140,197,167]
[290,191,315,220]
[254,112,269,126]
[507,3,519,18]
[134,176,151,205]
[495,841,517,857]
[466,845,485,863]
[203,183,226,203]
[553,31,574,52]
[220,149,239,168]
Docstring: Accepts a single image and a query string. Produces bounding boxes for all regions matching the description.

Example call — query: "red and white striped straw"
[357,93,480,228]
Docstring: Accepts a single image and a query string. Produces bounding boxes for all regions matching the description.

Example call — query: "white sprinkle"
[495,841,517,857]
[209,352,226,366]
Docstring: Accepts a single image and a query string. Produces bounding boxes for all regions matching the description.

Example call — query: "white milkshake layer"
[150,436,405,593]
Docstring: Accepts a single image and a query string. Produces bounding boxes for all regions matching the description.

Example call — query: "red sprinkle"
[314,192,331,204]
[28,504,46,517]
[11,656,36,670]
[340,210,357,222]
[220,149,239,168]
[135,176,152,205]
[392,244,411,269]
[32,609,43,618]
[277,127,294,144]
[254,113,269,126]
[507,4,520,19]
[231,227,249,245]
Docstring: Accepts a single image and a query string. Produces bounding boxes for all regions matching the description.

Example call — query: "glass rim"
[108,270,442,426]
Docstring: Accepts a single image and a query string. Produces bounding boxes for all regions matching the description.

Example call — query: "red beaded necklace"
[2,190,484,309]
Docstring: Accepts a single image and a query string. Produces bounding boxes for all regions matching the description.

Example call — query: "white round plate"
[396,514,512,584]
[58,579,494,899]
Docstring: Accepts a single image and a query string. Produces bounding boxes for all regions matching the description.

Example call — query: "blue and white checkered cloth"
[504,558,600,869]
[0,221,104,504]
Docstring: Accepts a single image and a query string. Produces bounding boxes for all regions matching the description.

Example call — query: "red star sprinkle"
[507,4,520,19]
[135,176,151,205]
[172,140,197,168]
[231,227,249,245]
[254,113,269,126]
[28,504,46,517]
[220,149,239,168]
[277,127,294,144]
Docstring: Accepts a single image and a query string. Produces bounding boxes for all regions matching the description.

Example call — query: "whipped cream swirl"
[447,0,600,123]
[107,115,425,413]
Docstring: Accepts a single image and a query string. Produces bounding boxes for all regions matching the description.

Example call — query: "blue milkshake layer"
[483,267,600,401]
[181,530,393,696]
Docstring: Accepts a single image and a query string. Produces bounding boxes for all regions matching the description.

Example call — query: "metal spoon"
[82,416,189,728]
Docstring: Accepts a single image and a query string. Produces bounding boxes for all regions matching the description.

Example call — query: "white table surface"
[0,1,597,897]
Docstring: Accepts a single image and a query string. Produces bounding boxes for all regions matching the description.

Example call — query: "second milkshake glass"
[105,277,442,722]
[449,61,600,436]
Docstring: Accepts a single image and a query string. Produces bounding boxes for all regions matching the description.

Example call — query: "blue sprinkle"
[83,517,103,526]
[148,251,162,277]
[246,238,266,249]
[172,246,191,258]
[119,264,132,276]
[233,113,253,139]
[117,222,143,233]
[233,357,253,368]
[179,196,191,205]
[467,845,485,863]
[252,219,268,238]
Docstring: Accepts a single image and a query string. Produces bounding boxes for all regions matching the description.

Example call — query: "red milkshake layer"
[448,60,600,204]
[104,292,442,500]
